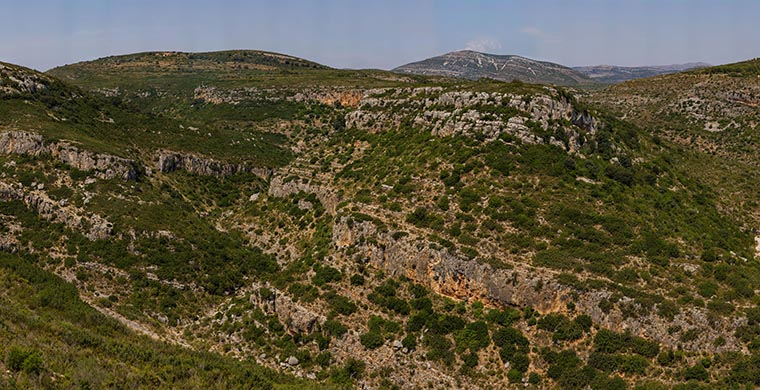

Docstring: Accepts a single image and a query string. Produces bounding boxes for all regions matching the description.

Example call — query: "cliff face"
[155,150,272,179]
[0,131,139,181]
[332,217,742,353]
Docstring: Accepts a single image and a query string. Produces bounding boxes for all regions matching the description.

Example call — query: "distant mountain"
[573,63,710,83]
[393,50,595,86]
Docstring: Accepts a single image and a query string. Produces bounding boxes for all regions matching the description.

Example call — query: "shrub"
[463,352,478,368]
[316,351,332,367]
[485,308,520,326]
[538,313,586,342]
[492,327,529,349]
[507,368,522,383]
[406,207,444,230]
[359,332,384,350]
[684,363,709,381]
[325,293,357,315]
[454,321,490,352]
[511,352,530,373]
[349,273,365,286]
[425,333,454,365]
[594,329,659,358]
[323,319,348,337]
[697,282,719,298]
[312,264,342,286]
[6,346,42,374]
[402,334,417,350]
[331,358,365,384]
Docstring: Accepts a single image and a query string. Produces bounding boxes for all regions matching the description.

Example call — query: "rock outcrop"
[0,63,50,96]
[345,87,598,153]
[0,180,113,240]
[155,150,272,179]
[267,174,340,214]
[332,216,742,353]
[0,131,139,180]
[249,282,325,335]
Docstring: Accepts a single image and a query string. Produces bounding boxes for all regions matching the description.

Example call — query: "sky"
[1,0,759,71]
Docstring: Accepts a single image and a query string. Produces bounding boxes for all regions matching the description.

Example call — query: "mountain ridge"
[573,62,710,83]
[393,50,596,86]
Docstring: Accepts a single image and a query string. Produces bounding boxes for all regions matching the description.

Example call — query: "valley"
[1,50,760,389]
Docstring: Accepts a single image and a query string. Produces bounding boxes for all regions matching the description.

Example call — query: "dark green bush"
[359,332,384,350]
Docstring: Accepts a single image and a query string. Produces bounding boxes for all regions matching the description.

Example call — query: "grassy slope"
[2,60,292,165]
[0,251,334,390]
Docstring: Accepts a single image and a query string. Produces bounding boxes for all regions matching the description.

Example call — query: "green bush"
[537,313,586,342]
[359,332,384,350]
[349,273,365,286]
[684,363,709,381]
[7,346,43,374]
[507,368,522,383]
[323,319,348,337]
[594,329,659,358]
[312,264,342,286]
[330,358,365,384]
[402,334,417,350]
[406,207,444,230]
[315,351,332,367]
[325,293,357,316]
[453,321,490,352]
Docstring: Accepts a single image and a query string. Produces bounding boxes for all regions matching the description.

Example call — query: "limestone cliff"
[0,131,139,181]
[155,150,272,179]
[332,217,742,353]
[345,87,597,153]
[0,180,112,240]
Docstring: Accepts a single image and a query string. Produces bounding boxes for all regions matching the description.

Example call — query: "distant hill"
[49,50,327,74]
[573,63,710,83]
[393,50,595,86]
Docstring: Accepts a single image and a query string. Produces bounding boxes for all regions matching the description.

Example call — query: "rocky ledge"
[267,174,340,214]
[345,87,598,153]
[332,216,743,353]
[0,131,139,181]
[155,150,271,179]
[0,180,113,240]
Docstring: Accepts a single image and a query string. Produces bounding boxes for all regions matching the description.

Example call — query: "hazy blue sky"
[2,0,758,71]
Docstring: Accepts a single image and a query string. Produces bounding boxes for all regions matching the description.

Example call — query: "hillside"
[586,58,760,226]
[0,51,759,389]
[393,50,595,86]
[573,63,710,83]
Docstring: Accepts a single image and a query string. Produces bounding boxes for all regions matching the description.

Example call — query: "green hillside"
[0,52,759,389]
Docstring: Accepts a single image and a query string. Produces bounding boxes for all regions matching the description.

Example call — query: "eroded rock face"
[268,174,340,214]
[156,150,271,179]
[249,282,324,334]
[332,217,742,353]
[0,180,113,240]
[289,88,364,108]
[345,87,597,153]
[0,131,139,181]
